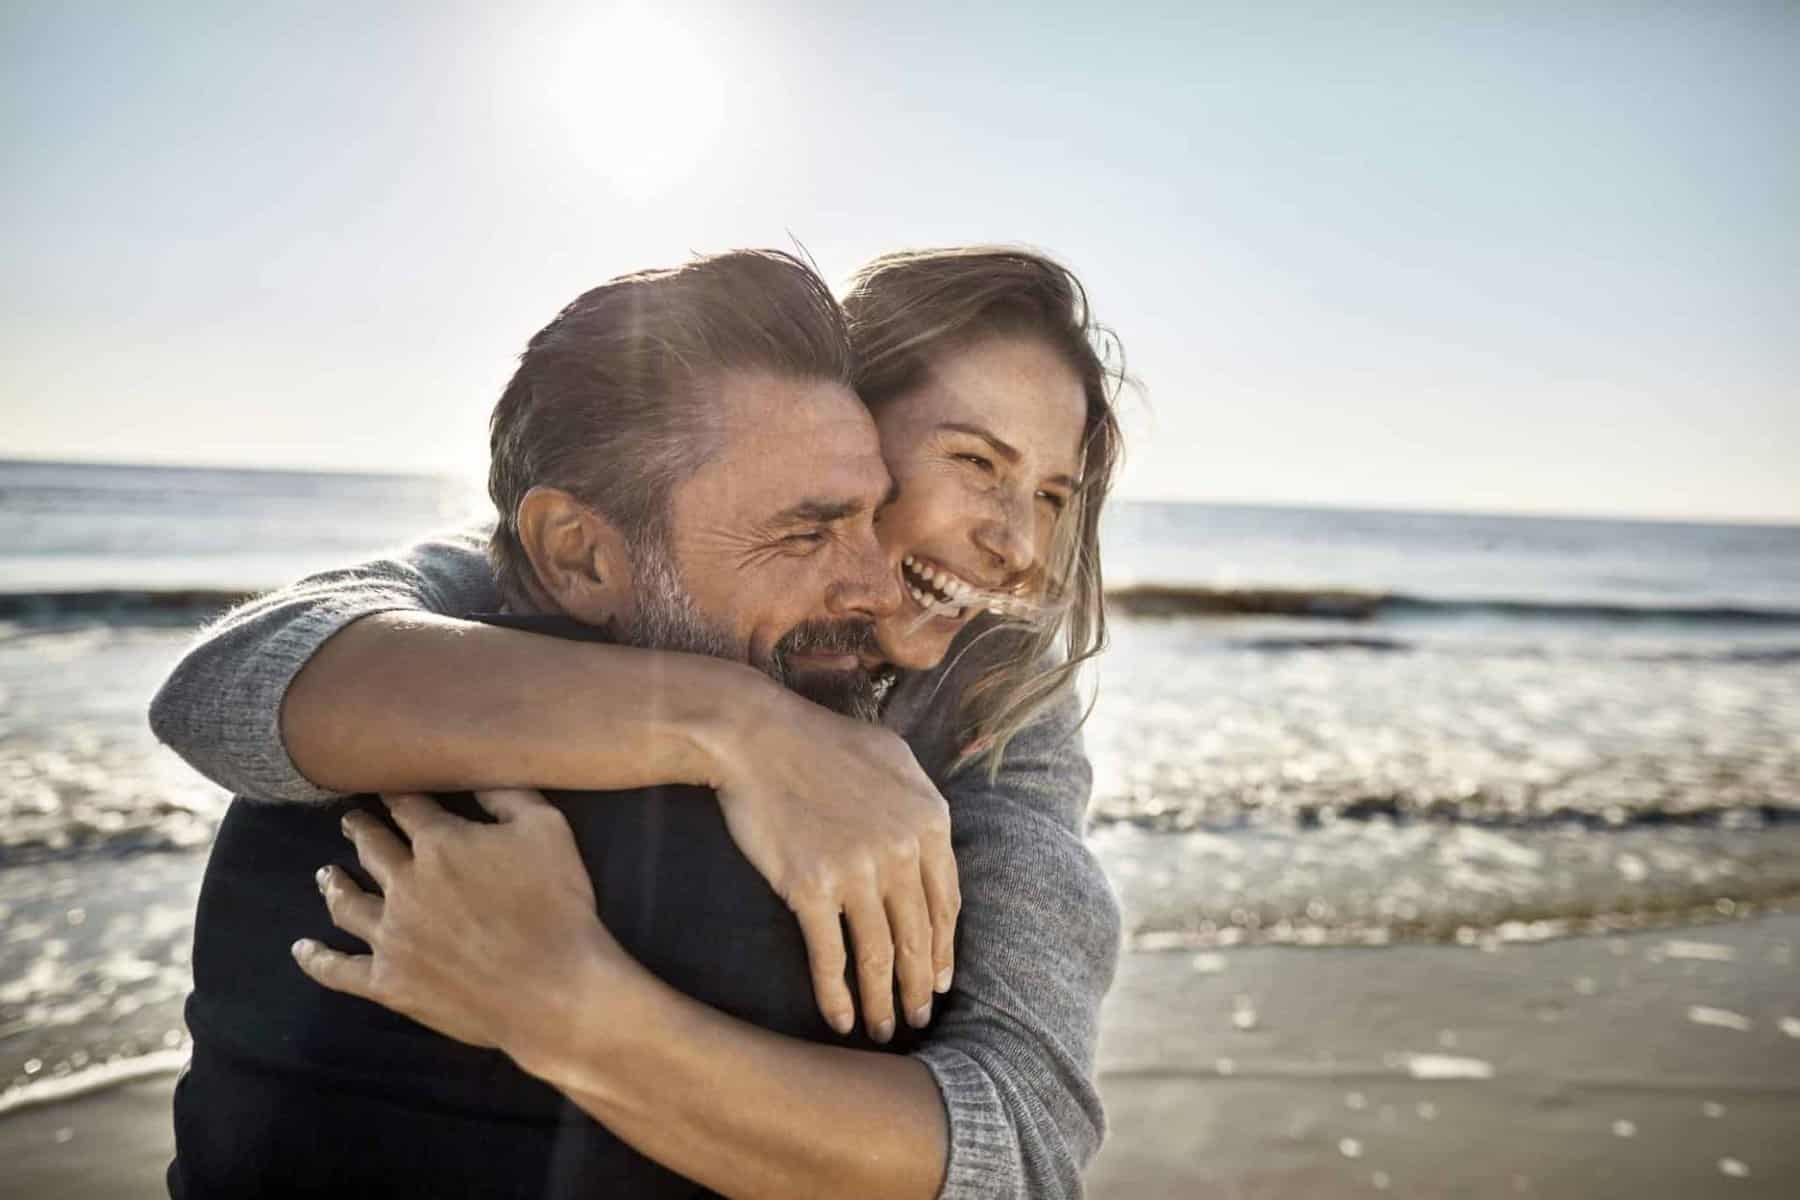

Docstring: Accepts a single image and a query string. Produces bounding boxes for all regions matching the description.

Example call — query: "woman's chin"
[875,624,957,672]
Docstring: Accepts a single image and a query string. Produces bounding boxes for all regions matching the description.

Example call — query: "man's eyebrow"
[770,496,868,526]
[940,421,1080,490]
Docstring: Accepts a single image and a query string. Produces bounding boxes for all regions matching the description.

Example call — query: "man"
[170,251,928,1197]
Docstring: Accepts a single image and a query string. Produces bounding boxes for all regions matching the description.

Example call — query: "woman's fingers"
[290,937,374,1001]
[843,883,897,1043]
[884,857,936,1030]
[316,865,382,945]
[470,788,547,823]
[919,835,960,995]
[340,809,410,891]
[382,792,451,839]
[792,895,856,1037]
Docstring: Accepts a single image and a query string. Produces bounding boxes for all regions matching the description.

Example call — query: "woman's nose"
[971,493,1035,577]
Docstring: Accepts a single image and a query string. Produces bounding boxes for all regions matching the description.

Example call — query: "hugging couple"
[152,245,1130,1199]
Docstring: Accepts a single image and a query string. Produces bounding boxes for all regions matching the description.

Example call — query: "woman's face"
[870,334,1088,670]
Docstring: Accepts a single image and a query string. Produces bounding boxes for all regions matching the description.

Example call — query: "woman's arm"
[299,683,1119,1200]
[149,525,502,802]
[558,701,1118,1200]
[570,710,1119,1200]
[540,975,949,1200]
[147,523,760,798]
[145,522,804,821]
[150,526,961,1039]
[879,629,1119,1196]
[535,959,950,1200]
[279,608,759,795]
[909,696,1119,1199]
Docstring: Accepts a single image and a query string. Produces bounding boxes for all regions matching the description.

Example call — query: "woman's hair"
[841,246,1129,775]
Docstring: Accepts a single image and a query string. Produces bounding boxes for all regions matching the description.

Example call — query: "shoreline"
[6,913,1796,1198]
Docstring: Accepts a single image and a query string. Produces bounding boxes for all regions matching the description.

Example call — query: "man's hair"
[487,250,853,609]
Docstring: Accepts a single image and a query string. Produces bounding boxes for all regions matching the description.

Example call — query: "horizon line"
[3,452,1796,530]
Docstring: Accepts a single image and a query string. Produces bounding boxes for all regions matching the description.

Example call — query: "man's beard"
[617,536,884,722]
[766,619,885,723]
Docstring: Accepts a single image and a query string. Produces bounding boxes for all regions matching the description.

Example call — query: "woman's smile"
[899,553,999,620]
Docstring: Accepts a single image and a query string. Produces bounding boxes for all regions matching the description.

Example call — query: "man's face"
[624,369,901,718]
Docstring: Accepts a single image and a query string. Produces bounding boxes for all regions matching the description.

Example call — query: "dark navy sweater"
[169,613,908,1199]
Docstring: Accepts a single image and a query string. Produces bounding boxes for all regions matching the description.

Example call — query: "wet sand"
[4,1073,173,1200]
[5,914,1796,1198]
[1087,912,1799,1198]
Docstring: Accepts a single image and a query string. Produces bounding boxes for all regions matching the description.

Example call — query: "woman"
[152,246,1128,1199]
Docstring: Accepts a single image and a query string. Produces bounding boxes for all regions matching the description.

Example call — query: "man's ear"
[514,487,634,625]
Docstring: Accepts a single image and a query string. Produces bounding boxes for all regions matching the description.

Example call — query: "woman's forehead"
[910,336,1087,471]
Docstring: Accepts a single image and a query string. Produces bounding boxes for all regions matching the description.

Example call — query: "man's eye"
[957,453,995,473]
[783,530,828,548]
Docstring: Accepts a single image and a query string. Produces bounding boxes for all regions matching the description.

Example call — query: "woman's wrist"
[677,656,793,790]
[500,925,650,1094]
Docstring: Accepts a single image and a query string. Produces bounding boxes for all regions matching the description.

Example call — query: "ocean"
[3,459,1798,1098]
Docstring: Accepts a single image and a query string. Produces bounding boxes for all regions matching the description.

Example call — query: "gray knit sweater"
[148,525,1121,1200]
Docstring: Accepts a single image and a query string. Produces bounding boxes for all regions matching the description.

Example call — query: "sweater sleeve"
[147,523,500,804]
[910,685,1121,1200]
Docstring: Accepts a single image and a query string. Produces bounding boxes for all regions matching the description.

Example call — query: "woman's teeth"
[902,555,976,617]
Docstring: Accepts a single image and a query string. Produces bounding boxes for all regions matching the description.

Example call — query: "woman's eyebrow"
[939,421,1078,489]
[938,421,1020,465]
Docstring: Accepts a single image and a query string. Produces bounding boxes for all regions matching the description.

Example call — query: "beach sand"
[4,914,1795,1198]
[1087,913,1798,1198]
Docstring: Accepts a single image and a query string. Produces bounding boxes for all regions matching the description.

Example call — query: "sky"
[4,0,1796,521]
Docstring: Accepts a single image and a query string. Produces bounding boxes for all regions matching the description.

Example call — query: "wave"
[1233,635,1415,653]
[1094,797,1800,834]
[1108,585,1390,619]
[0,588,251,621]
[6,583,1799,633]
[0,1048,190,1117]
[1220,636,1800,663]
[1106,584,1800,627]
[1627,645,1800,665]
[1383,595,1800,625]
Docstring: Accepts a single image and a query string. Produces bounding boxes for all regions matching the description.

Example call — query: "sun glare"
[542,3,726,200]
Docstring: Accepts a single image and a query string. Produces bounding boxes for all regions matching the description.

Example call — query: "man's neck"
[476,609,620,647]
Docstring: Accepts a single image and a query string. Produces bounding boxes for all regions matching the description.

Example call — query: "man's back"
[171,619,907,1198]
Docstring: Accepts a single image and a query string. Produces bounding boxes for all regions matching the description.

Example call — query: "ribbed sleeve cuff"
[916,1043,1022,1200]
[224,597,417,805]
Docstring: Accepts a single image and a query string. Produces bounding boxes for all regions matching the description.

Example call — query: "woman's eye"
[1038,491,1068,513]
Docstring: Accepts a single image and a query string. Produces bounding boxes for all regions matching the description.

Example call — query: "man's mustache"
[773,619,882,664]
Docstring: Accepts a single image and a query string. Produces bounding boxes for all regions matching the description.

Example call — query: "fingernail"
[909,1002,932,1028]
[873,1018,894,1043]
[290,938,313,960]
[315,866,330,893]
[829,1011,854,1036]
[935,967,953,993]
[340,813,356,837]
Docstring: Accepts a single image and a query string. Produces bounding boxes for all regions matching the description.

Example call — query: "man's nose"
[826,526,902,621]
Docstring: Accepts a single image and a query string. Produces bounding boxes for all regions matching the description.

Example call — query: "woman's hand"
[708,686,961,1044]
[292,789,621,1056]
